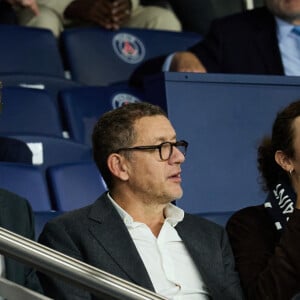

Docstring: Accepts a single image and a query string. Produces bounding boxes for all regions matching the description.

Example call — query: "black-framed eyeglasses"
[116,140,188,161]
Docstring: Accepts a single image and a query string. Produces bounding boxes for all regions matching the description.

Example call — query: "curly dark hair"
[92,102,167,190]
[258,100,300,191]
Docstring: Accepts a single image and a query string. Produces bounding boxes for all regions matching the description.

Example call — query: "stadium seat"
[34,210,63,239]
[61,27,202,85]
[0,25,64,77]
[59,85,145,145]
[47,161,107,211]
[0,162,52,211]
[0,73,82,108]
[0,87,64,137]
[7,135,93,174]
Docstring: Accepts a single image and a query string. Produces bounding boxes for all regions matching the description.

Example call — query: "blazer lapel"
[87,194,155,291]
[176,217,223,300]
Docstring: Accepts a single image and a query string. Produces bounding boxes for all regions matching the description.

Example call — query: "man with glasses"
[37,102,244,299]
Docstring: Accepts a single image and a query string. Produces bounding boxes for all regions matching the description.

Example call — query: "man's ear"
[275,150,294,173]
[107,153,129,181]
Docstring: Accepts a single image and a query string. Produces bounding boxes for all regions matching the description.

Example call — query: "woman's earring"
[289,169,294,175]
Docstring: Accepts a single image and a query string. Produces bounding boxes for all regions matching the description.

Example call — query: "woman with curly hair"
[226,100,300,300]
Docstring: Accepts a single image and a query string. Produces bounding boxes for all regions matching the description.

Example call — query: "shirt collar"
[276,16,295,41]
[107,192,184,227]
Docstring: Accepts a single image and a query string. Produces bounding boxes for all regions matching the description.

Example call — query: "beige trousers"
[17,3,182,37]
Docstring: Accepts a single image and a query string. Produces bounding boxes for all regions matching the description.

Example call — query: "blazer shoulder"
[0,188,31,209]
[181,213,224,234]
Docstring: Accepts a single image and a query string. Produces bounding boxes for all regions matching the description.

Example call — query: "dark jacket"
[0,189,42,292]
[227,205,300,300]
[189,6,284,75]
[38,192,244,299]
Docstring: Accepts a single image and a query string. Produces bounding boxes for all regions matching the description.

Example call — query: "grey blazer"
[0,189,41,292]
[38,193,244,299]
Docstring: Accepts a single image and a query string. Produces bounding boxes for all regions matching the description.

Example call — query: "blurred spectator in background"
[130,1,300,87]
[0,0,38,24]
[16,0,181,37]
[226,100,300,300]
[168,1,300,75]
[170,0,245,35]
[0,188,42,293]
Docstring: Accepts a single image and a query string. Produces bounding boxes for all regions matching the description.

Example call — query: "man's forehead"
[134,115,176,142]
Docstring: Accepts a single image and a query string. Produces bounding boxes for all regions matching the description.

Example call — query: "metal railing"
[0,226,167,300]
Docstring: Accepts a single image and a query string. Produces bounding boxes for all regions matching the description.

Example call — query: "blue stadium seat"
[59,85,144,145]
[47,161,107,211]
[34,211,63,239]
[0,25,64,77]
[0,87,63,137]
[0,162,52,211]
[7,135,93,174]
[0,73,82,108]
[61,27,202,85]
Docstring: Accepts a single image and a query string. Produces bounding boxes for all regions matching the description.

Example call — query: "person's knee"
[17,6,63,37]
[129,6,182,31]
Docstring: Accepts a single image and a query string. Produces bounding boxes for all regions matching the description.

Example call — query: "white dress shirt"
[108,193,210,299]
[276,17,300,76]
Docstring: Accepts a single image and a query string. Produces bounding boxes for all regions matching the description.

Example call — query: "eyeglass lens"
[160,142,186,160]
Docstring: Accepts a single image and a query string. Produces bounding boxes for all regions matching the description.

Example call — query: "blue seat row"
[0,85,164,143]
[0,161,106,212]
[0,24,201,86]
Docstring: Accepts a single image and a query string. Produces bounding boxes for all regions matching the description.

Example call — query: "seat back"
[0,87,63,137]
[47,162,107,211]
[61,27,202,85]
[34,211,63,239]
[0,25,64,77]
[59,85,145,145]
[0,74,82,107]
[8,135,93,174]
[0,162,52,211]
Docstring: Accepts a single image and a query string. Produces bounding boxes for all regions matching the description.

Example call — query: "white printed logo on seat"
[112,93,141,108]
[112,33,145,64]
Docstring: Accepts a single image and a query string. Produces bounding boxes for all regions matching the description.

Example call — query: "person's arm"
[6,0,39,15]
[64,0,131,30]
[38,221,91,299]
[226,207,300,300]
[219,229,245,300]
[169,51,207,73]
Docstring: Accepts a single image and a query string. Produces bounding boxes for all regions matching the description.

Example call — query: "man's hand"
[7,0,39,15]
[170,51,207,73]
[65,0,131,30]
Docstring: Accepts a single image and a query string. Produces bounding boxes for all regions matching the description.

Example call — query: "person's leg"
[124,5,182,31]
[16,5,64,37]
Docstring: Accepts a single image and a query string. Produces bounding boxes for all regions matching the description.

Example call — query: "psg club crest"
[112,33,145,64]
[112,93,141,109]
